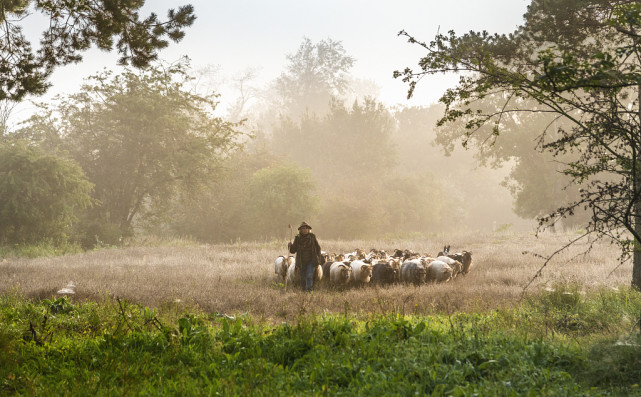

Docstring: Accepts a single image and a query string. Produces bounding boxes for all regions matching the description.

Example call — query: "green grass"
[0,235,201,259]
[0,241,83,259]
[1,285,641,396]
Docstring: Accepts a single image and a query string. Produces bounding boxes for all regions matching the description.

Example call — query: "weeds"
[1,290,640,395]
[1,233,640,394]
[0,241,82,259]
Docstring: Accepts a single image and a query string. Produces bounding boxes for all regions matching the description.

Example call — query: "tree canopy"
[16,62,242,234]
[0,0,195,101]
[396,0,641,288]
[272,98,396,185]
[0,142,92,244]
[274,37,355,116]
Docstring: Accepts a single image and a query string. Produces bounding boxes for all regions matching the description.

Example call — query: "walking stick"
[284,224,293,292]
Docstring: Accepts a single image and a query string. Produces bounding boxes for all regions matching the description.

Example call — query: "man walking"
[288,221,322,292]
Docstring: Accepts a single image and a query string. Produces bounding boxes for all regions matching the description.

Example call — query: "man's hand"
[288,242,292,250]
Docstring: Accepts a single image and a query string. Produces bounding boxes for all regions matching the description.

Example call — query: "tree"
[1,0,195,101]
[272,97,396,187]
[19,62,242,234]
[248,163,319,239]
[432,97,590,229]
[0,99,16,135]
[393,104,528,232]
[0,142,92,244]
[395,0,641,288]
[168,150,318,242]
[274,37,355,116]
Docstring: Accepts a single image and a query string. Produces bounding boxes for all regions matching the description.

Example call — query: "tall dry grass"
[0,230,632,322]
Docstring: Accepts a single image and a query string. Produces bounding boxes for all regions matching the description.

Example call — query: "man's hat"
[298,221,312,230]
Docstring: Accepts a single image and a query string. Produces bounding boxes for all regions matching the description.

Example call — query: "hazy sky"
[13,0,530,121]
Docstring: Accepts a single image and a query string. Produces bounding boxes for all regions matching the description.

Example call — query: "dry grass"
[0,230,632,322]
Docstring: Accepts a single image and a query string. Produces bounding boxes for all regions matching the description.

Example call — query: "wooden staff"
[284,224,293,292]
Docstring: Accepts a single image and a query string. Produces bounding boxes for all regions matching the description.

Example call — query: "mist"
[5,32,576,245]
[2,0,570,246]
[165,38,543,243]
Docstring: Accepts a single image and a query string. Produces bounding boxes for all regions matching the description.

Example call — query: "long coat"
[289,233,321,269]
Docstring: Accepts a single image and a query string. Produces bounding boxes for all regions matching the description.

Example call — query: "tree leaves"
[0,142,92,244]
[397,0,641,287]
[0,0,196,101]
[19,62,242,233]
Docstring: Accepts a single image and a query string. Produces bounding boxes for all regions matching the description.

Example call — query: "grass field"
[2,230,641,395]
[0,230,632,321]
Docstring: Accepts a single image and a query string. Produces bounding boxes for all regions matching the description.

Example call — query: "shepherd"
[288,221,322,293]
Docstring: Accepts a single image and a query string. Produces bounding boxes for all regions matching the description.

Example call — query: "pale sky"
[12,0,529,122]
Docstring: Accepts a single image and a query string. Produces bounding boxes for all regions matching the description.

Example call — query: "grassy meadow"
[0,229,632,320]
[2,230,641,395]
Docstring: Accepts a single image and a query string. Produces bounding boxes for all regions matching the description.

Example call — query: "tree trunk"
[634,196,641,289]
[634,85,641,290]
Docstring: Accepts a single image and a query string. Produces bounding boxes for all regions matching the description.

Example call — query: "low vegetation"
[1,231,639,394]
[1,285,640,395]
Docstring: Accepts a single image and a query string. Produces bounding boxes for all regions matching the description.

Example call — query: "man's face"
[300,227,311,234]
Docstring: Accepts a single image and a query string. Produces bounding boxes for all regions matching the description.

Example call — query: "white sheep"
[329,262,352,286]
[436,256,463,279]
[426,260,453,283]
[350,260,374,284]
[274,255,294,280]
[286,262,323,287]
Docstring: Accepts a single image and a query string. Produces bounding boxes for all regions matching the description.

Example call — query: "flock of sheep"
[273,245,473,289]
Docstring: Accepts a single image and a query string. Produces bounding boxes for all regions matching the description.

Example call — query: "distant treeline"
[0,39,586,248]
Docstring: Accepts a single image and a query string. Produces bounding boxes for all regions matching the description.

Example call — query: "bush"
[0,241,82,258]
[0,142,92,244]
[72,212,126,249]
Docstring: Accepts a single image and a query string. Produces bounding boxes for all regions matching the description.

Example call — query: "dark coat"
[371,262,397,285]
[289,233,321,268]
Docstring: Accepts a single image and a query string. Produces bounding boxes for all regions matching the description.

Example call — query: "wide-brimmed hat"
[298,221,312,230]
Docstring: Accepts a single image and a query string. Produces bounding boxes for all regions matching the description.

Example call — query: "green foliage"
[396,0,641,287]
[319,194,387,239]
[0,0,195,101]
[514,282,641,339]
[273,98,396,183]
[71,212,125,249]
[169,150,319,242]
[435,96,591,228]
[1,288,640,394]
[0,240,82,258]
[0,142,92,244]
[268,98,454,239]
[585,337,641,388]
[248,163,319,239]
[18,62,243,235]
[317,171,450,239]
[43,297,74,315]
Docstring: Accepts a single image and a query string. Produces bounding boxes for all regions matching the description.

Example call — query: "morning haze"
[4,0,538,243]
[3,2,641,393]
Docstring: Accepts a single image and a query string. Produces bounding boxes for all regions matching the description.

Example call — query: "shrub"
[0,142,92,245]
